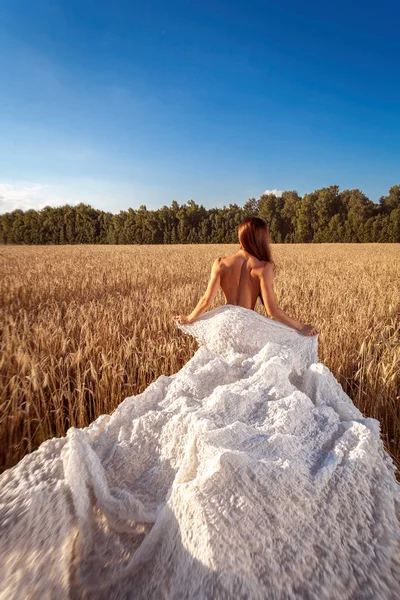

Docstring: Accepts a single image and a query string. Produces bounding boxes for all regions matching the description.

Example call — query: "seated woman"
[174,216,319,336]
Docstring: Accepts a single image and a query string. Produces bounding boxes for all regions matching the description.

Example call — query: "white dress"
[1,304,399,599]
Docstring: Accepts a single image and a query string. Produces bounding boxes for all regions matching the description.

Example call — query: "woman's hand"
[300,324,319,336]
[173,315,194,325]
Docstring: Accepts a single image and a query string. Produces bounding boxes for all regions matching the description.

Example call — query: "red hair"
[238,216,275,264]
[238,216,275,306]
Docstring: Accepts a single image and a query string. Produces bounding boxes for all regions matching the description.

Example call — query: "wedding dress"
[1,304,399,600]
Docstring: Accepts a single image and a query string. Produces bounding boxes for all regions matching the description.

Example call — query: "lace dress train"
[0,304,399,599]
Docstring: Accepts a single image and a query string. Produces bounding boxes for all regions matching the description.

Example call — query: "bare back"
[219,250,266,310]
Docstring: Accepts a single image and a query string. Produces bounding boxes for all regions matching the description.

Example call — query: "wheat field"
[1,244,399,477]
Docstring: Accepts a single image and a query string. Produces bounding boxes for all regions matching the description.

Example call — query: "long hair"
[238,216,275,306]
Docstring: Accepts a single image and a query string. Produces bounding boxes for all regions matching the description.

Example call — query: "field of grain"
[1,244,399,477]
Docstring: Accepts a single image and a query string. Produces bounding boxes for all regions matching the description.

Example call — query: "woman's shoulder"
[252,261,274,278]
[211,255,225,271]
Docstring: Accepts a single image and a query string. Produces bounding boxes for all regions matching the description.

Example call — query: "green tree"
[387,207,400,242]
[340,189,375,242]
[379,185,400,214]
[258,193,284,243]
[295,193,316,243]
[281,191,301,243]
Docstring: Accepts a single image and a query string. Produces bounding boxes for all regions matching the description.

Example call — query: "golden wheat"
[0,243,399,478]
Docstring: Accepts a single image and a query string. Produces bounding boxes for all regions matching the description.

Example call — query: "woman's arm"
[174,257,223,324]
[259,263,318,335]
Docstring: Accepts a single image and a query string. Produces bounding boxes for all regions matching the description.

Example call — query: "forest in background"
[1,184,399,244]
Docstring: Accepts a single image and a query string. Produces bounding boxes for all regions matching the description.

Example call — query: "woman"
[174,216,318,336]
[1,219,399,599]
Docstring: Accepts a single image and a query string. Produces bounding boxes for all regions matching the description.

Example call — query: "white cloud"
[263,189,284,197]
[0,182,79,213]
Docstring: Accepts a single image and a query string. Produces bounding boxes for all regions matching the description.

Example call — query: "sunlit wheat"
[0,243,399,478]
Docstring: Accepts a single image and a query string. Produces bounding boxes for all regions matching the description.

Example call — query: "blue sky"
[0,0,399,213]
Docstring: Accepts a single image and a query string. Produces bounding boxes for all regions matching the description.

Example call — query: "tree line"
[1,184,399,244]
